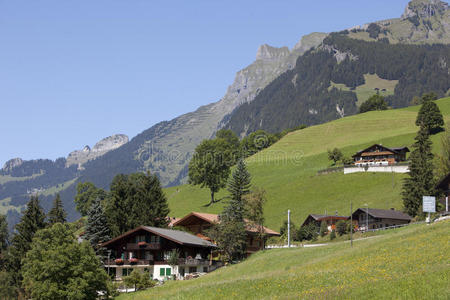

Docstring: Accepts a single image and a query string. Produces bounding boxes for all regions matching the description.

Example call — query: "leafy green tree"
[319,220,328,237]
[402,127,435,217]
[415,95,444,134]
[336,220,348,236]
[216,129,240,150]
[47,193,67,225]
[106,172,170,236]
[280,220,297,241]
[297,223,318,241]
[74,182,107,216]
[327,148,343,165]
[240,130,279,158]
[359,94,388,113]
[167,249,180,278]
[123,270,155,291]
[188,139,233,206]
[22,223,109,300]
[8,195,46,294]
[85,197,111,256]
[244,188,266,247]
[208,218,247,262]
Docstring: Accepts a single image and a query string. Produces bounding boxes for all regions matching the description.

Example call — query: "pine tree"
[437,125,450,179]
[415,97,444,134]
[48,193,67,225]
[7,195,46,294]
[224,159,251,221]
[402,127,435,217]
[85,197,111,255]
[0,214,8,268]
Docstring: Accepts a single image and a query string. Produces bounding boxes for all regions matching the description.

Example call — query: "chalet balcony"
[126,242,161,250]
[105,258,152,266]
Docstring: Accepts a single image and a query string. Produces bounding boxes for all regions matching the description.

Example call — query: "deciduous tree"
[74,182,107,216]
[22,223,109,300]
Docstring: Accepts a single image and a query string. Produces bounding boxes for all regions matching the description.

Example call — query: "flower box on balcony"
[138,241,147,247]
[130,258,139,264]
[115,258,124,265]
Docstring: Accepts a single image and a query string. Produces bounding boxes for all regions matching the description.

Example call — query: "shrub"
[336,220,348,236]
[329,230,336,240]
[319,221,328,237]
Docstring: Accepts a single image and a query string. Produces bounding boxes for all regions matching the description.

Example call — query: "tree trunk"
[205,190,215,206]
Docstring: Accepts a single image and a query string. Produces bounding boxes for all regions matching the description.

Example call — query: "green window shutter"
[160,268,165,276]
[166,268,171,276]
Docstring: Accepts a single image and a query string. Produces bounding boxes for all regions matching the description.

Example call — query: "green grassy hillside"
[165,98,450,230]
[118,220,450,300]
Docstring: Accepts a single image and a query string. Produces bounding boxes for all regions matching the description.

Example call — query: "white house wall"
[344,165,409,174]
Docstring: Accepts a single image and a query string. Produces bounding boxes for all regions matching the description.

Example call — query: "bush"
[319,221,328,237]
[297,223,318,241]
[123,270,155,291]
[336,220,348,236]
[328,148,343,165]
[329,230,336,240]
[359,94,388,113]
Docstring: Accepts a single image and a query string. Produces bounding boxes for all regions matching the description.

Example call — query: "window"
[189,267,197,273]
[122,268,133,277]
[160,267,171,277]
[203,267,208,273]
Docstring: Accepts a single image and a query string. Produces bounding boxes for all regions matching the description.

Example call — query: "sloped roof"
[301,214,349,227]
[173,211,280,236]
[352,208,412,221]
[101,225,216,248]
[353,144,409,157]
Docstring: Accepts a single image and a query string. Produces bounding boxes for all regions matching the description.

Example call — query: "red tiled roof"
[173,211,280,236]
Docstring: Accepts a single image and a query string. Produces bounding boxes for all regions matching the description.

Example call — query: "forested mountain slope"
[226,34,450,136]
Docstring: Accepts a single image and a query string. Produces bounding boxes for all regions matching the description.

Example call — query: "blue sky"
[0,0,409,167]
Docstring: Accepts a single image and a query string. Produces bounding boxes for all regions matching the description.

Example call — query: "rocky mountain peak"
[402,0,448,19]
[2,158,23,172]
[256,44,290,61]
[66,134,129,168]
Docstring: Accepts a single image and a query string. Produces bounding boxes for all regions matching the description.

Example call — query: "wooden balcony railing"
[125,242,161,250]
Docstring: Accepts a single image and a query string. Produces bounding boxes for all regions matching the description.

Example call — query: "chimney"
[335,210,338,216]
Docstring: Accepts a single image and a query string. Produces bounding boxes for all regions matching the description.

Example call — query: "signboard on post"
[423,196,436,213]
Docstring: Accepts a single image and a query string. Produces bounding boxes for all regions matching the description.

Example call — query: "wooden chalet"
[300,214,349,232]
[101,226,219,281]
[352,144,409,166]
[351,208,411,231]
[172,212,280,255]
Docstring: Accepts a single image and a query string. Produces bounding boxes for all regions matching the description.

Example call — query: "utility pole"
[350,202,353,247]
[287,209,291,248]
[365,204,369,232]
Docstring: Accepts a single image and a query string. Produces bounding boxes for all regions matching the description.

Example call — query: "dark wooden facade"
[352,144,409,166]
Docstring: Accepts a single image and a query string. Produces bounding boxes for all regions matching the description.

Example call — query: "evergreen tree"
[106,172,170,236]
[74,182,107,216]
[224,159,251,222]
[47,193,67,225]
[402,127,435,217]
[0,214,8,270]
[437,125,450,179]
[85,197,111,255]
[7,195,46,294]
[415,96,444,134]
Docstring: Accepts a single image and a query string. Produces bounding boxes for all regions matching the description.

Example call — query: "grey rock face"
[66,134,129,168]
[402,0,448,19]
[2,158,23,172]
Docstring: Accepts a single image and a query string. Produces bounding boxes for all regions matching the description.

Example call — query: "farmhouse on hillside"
[344,144,410,174]
[172,212,280,255]
[351,208,412,231]
[101,226,220,281]
[300,214,349,232]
